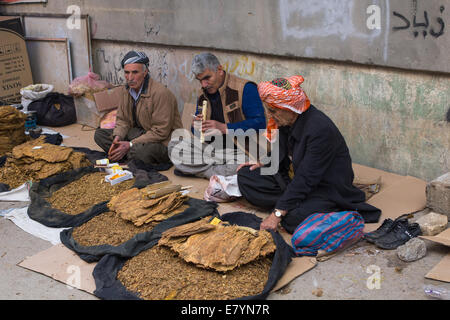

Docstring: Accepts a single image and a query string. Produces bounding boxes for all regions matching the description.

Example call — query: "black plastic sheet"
[92,211,294,300]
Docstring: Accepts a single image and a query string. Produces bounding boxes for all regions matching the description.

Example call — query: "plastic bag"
[68,71,112,97]
[204,174,242,203]
[100,109,117,129]
[20,84,54,111]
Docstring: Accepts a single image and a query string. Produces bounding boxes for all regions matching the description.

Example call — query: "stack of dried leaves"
[71,205,188,247]
[46,171,135,215]
[71,181,189,247]
[159,217,276,271]
[117,217,276,300]
[108,182,188,227]
[0,105,27,156]
[0,137,91,189]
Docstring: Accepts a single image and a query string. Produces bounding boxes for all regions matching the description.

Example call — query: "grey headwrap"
[121,51,149,69]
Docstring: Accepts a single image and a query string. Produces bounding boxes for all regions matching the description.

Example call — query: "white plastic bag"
[20,84,54,111]
[204,175,242,203]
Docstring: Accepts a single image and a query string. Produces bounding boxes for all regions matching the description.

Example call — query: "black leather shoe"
[364,218,395,243]
[374,220,422,250]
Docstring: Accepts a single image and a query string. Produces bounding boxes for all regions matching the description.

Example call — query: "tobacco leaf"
[159,219,276,272]
[108,186,188,226]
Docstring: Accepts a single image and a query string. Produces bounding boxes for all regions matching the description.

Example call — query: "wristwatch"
[274,209,284,218]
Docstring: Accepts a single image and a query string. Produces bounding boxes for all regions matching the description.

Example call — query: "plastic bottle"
[424,285,450,300]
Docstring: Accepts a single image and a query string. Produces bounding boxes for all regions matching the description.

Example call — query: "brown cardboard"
[354,166,427,233]
[425,253,450,283]
[93,86,123,112]
[420,228,450,247]
[51,123,104,151]
[18,244,96,294]
[0,19,33,104]
[420,229,450,283]
[272,257,317,292]
[74,93,105,129]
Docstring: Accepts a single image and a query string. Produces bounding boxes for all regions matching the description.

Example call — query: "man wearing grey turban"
[94,50,182,166]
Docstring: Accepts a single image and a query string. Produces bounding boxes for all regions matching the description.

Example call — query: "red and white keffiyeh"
[258,75,310,142]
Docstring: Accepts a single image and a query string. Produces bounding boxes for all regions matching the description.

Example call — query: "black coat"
[275,105,381,223]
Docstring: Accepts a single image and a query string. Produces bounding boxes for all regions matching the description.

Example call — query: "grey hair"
[191,53,221,76]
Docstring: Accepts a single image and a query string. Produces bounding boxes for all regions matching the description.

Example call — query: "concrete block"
[416,212,448,236]
[426,172,450,217]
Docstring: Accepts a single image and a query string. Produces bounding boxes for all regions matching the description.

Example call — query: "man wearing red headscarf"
[237,76,381,233]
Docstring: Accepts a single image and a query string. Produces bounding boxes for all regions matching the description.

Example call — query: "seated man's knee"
[237,165,260,188]
[94,128,113,152]
[94,129,103,145]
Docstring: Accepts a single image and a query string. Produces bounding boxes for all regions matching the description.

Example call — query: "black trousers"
[237,166,340,234]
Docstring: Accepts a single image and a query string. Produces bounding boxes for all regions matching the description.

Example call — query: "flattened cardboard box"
[352,164,427,233]
[93,86,122,112]
[74,93,105,129]
[18,244,96,294]
[421,228,450,283]
[0,17,33,104]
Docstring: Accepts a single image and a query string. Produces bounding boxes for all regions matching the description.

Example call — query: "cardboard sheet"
[425,253,450,283]
[271,257,317,292]
[353,164,427,232]
[420,228,450,283]
[421,228,450,247]
[18,244,97,294]
[93,86,122,112]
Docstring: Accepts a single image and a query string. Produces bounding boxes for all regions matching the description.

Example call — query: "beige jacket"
[197,72,253,124]
[113,77,182,146]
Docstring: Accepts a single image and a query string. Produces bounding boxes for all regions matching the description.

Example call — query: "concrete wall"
[1,0,449,181]
[2,0,449,73]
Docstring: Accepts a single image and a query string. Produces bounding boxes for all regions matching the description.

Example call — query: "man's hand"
[260,212,282,232]
[202,120,227,135]
[192,114,227,136]
[236,162,263,172]
[108,136,130,162]
[192,114,203,131]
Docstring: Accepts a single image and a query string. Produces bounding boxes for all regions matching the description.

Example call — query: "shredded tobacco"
[117,246,272,300]
[46,172,135,215]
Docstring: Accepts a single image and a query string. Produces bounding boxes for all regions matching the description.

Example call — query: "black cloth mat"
[61,198,218,263]
[92,211,294,300]
[71,147,107,165]
[28,132,63,145]
[27,165,167,228]
[27,166,109,228]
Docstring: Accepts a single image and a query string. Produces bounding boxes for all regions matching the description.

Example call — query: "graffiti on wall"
[94,48,170,86]
[95,48,124,85]
[221,56,256,77]
[393,3,445,38]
